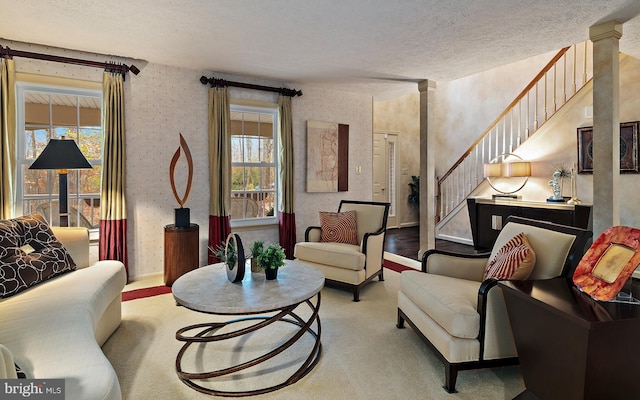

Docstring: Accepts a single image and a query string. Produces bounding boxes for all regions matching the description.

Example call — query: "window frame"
[229,103,279,228]
[15,81,103,231]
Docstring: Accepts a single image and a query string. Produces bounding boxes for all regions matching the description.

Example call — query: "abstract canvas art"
[306,120,349,192]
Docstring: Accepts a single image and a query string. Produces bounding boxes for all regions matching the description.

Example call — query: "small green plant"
[209,241,236,269]
[249,240,264,259]
[256,243,286,270]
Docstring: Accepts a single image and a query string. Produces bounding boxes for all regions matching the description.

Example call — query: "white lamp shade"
[483,163,503,178]
[504,162,531,177]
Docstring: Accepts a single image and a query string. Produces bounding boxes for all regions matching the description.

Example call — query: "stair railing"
[436,41,592,223]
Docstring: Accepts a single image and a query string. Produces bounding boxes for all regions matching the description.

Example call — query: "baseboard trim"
[384,252,420,270]
[436,234,473,246]
[398,222,419,228]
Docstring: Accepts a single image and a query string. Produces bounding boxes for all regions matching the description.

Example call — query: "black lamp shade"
[28,138,92,227]
[29,139,92,170]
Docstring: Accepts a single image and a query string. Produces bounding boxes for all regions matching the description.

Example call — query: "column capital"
[418,80,436,92]
[590,20,623,42]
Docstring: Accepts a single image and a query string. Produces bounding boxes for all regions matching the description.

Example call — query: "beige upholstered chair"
[397,216,592,392]
[294,200,390,301]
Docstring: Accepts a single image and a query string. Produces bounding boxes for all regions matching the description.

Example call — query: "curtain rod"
[199,75,302,97]
[0,45,140,79]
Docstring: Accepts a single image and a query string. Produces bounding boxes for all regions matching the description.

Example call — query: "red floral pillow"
[319,210,358,245]
[483,232,536,280]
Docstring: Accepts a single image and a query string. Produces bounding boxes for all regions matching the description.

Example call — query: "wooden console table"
[500,278,640,400]
[164,223,199,286]
[467,197,592,250]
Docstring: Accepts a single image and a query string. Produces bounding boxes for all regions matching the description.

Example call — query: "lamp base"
[492,194,521,200]
[175,208,190,228]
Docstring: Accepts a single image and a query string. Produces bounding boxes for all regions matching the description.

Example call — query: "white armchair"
[294,200,390,301]
[397,216,592,392]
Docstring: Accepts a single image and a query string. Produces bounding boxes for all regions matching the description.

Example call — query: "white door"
[373,132,398,228]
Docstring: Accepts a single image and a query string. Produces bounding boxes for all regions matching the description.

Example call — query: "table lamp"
[484,153,531,199]
[29,136,93,227]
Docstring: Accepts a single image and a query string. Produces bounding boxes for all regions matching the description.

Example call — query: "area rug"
[122,285,172,302]
[105,268,524,399]
[121,259,417,302]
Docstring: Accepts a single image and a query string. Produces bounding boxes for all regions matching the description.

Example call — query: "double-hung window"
[230,104,278,227]
[16,82,102,229]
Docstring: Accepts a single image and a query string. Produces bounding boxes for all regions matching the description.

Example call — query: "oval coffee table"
[172,259,324,397]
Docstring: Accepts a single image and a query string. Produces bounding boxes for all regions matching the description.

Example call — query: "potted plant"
[256,243,286,280]
[249,240,264,273]
[209,241,236,269]
[408,175,420,205]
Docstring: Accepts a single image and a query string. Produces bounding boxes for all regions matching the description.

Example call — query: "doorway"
[373,132,398,228]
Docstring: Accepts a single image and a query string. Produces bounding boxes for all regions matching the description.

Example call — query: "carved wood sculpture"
[169,133,194,208]
[169,134,194,228]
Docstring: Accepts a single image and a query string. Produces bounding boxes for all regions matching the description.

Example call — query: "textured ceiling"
[2,0,640,98]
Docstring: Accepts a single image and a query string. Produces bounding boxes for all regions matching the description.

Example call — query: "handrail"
[438,46,570,184]
[435,42,592,223]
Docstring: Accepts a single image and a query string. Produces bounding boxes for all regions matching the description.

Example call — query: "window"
[16,83,102,229]
[230,104,278,226]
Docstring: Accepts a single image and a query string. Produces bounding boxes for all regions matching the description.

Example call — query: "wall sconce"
[484,153,531,199]
[29,137,92,227]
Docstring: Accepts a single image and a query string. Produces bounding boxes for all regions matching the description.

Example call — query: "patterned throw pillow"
[0,214,76,298]
[483,232,536,280]
[319,210,358,245]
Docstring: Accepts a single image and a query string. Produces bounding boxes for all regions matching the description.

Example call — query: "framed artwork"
[306,120,349,192]
[577,121,639,174]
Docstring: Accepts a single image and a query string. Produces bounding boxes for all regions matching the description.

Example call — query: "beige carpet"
[103,266,525,399]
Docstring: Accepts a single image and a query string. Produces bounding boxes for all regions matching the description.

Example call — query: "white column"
[589,21,622,237]
[418,80,436,257]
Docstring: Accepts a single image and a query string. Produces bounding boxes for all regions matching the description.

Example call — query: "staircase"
[435,41,593,226]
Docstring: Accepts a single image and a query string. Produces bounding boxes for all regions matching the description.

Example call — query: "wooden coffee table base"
[175,294,322,397]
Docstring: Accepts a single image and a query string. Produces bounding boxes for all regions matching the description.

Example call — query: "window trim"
[229,103,279,229]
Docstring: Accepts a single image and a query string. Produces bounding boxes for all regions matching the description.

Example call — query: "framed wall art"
[306,120,349,192]
[577,121,639,174]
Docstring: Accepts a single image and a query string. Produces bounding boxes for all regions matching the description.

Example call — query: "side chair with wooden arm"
[294,200,390,302]
[396,216,592,392]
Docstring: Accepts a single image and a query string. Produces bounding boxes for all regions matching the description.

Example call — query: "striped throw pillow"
[319,210,358,245]
[483,232,536,280]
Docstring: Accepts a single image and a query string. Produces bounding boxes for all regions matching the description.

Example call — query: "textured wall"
[292,87,374,242]
[435,52,640,241]
[373,91,420,226]
[5,40,374,279]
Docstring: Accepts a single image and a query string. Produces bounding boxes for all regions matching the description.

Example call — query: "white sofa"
[0,226,126,400]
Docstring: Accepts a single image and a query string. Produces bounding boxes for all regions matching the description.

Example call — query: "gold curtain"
[207,86,231,263]
[0,59,16,219]
[278,95,296,258]
[99,71,128,278]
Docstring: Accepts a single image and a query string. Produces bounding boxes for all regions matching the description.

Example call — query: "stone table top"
[172,259,325,314]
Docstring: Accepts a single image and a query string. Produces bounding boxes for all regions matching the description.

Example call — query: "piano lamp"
[29,137,92,227]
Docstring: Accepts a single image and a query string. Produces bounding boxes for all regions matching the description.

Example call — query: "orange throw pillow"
[319,210,358,245]
[483,232,536,280]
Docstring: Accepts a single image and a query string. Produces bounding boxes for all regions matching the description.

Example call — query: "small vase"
[265,267,278,280]
[250,259,262,273]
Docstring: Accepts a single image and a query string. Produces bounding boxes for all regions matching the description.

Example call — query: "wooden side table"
[500,278,640,400]
[164,223,199,286]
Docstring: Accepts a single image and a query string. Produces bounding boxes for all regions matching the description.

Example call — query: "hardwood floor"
[384,226,480,260]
